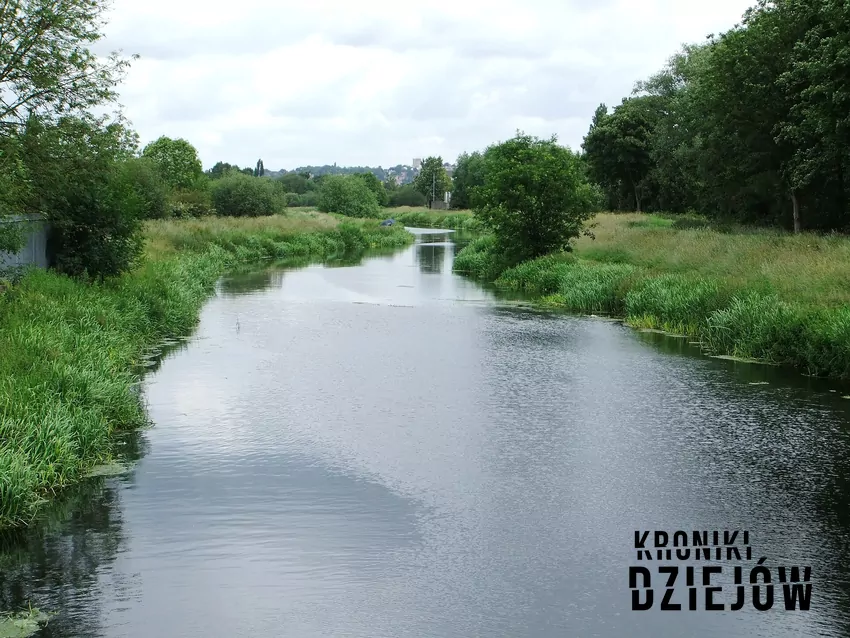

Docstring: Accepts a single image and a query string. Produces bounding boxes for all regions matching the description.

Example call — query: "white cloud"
[96,0,755,170]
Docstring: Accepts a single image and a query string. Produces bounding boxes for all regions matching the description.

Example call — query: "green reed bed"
[0,214,413,529]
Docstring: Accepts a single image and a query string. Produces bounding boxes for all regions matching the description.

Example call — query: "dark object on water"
[380,219,395,226]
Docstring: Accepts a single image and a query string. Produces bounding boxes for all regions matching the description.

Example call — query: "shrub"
[388,185,426,207]
[352,172,389,206]
[317,175,381,218]
[475,132,600,264]
[210,172,281,217]
[121,157,170,219]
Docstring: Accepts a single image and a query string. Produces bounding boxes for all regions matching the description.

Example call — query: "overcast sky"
[96,0,754,171]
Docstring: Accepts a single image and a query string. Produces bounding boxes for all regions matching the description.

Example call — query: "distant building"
[412,158,422,170]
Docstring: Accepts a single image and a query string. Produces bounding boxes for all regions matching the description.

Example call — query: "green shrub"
[317,175,381,218]
[167,187,215,218]
[388,185,426,207]
[120,157,170,220]
[210,172,281,217]
[296,191,320,207]
[352,172,389,206]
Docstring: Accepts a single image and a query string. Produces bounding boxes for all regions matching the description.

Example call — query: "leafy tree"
[317,175,380,218]
[387,185,426,207]
[277,173,311,194]
[207,161,238,179]
[413,156,451,206]
[240,167,253,176]
[254,158,265,177]
[475,132,599,264]
[142,136,203,190]
[450,151,485,209]
[121,157,170,219]
[21,114,144,278]
[352,171,389,206]
[0,0,135,131]
[210,172,280,217]
[582,97,659,212]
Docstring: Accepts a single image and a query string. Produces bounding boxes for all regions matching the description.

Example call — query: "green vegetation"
[474,132,600,264]
[387,185,426,207]
[210,172,280,217]
[412,157,451,207]
[0,212,412,529]
[455,212,850,379]
[580,0,850,232]
[389,208,480,231]
[317,175,382,218]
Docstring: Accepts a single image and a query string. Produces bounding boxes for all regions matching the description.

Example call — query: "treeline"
[581,0,850,233]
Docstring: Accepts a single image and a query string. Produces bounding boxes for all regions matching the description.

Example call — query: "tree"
[121,157,169,219]
[276,173,311,194]
[254,158,265,177]
[582,97,659,212]
[413,156,450,206]
[210,172,280,217]
[317,175,380,218]
[21,114,145,278]
[387,185,426,207]
[450,151,485,209]
[0,0,135,131]
[352,171,389,206]
[206,161,238,179]
[142,136,203,189]
[475,132,599,264]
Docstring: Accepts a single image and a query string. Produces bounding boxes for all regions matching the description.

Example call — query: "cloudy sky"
[96,0,754,171]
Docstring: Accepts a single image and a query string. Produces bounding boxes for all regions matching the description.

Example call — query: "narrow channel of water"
[2,228,850,637]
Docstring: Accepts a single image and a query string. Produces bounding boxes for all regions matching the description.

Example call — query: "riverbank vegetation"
[455,213,850,379]
[0,213,411,529]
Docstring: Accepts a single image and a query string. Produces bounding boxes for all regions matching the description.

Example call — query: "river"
[2,228,850,637]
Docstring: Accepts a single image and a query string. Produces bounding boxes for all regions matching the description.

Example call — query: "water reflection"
[2,230,850,637]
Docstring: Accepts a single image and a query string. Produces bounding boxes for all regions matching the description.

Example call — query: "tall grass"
[454,213,850,381]
[0,212,413,528]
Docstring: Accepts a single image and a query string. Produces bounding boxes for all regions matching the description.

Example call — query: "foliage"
[450,151,485,209]
[276,173,313,194]
[412,156,451,205]
[474,131,600,264]
[387,184,426,207]
[317,175,381,218]
[141,137,203,190]
[254,159,265,177]
[0,0,135,130]
[20,115,144,279]
[352,171,389,206]
[582,1,850,232]
[209,172,280,217]
[120,157,170,220]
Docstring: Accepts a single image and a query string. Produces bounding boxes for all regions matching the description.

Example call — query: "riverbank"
[454,213,850,380]
[0,212,413,529]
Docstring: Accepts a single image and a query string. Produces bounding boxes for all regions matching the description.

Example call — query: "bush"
[475,132,600,264]
[210,172,281,217]
[388,185,426,207]
[296,191,320,207]
[283,192,300,207]
[167,188,215,218]
[317,175,381,218]
[352,172,389,206]
[121,157,170,219]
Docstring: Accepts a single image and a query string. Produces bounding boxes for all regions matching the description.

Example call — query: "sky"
[95,0,755,171]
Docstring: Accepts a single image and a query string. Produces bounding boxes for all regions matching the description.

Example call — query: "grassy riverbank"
[455,213,850,380]
[0,212,412,529]
[285,206,479,231]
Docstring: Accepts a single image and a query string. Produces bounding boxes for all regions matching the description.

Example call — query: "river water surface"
[3,229,850,637]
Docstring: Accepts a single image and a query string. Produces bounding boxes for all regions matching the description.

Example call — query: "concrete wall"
[0,214,49,269]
